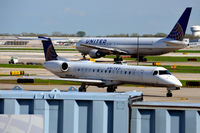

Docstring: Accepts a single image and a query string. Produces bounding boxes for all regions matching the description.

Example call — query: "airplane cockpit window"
[153,71,158,75]
[159,70,171,75]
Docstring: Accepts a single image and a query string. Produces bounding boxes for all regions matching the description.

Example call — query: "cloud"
[64,8,86,16]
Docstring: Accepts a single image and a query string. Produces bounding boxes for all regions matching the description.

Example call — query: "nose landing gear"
[107,86,117,92]
[167,90,173,97]
[166,87,180,97]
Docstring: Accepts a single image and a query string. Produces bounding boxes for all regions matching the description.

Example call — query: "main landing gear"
[135,56,147,62]
[107,86,117,92]
[79,84,87,92]
[79,84,117,93]
[114,55,124,64]
[81,54,86,60]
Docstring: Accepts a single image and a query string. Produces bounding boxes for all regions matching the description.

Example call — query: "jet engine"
[43,61,69,72]
[89,49,105,58]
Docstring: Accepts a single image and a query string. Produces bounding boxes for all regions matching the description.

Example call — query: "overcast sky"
[0,0,199,36]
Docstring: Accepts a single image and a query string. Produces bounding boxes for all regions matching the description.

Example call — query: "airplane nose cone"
[175,79,182,87]
[159,75,182,87]
[171,76,182,87]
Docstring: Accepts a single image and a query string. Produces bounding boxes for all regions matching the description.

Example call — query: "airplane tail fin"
[167,7,192,41]
[39,36,58,61]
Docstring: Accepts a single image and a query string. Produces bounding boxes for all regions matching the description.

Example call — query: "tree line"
[0,31,86,37]
[0,31,199,39]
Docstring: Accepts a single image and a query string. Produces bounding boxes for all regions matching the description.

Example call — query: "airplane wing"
[22,76,105,84]
[80,44,128,54]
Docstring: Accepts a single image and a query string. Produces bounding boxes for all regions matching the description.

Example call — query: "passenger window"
[105,70,107,73]
[112,70,115,74]
[132,70,136,75]
[97,69,99,72]
[153,71,158,75]
[120,70,123,74]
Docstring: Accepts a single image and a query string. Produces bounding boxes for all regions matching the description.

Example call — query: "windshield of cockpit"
[153,70,171,75]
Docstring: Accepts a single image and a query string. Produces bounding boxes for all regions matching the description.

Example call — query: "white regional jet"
[26,36,182,97]
[76,7,192,62]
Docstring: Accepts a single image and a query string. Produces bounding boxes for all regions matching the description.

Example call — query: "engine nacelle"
[89,49,105,58]
[43,61,69,72]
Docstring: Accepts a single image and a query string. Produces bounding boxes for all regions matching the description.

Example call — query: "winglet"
[39,36,58,61]
[167,7,192,41]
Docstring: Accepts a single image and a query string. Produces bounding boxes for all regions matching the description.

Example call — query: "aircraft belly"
[127,47,181,55]
[77,46,91,54]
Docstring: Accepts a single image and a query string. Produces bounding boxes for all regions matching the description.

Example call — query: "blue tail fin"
[39,36,58,61]
[167,7,192,41]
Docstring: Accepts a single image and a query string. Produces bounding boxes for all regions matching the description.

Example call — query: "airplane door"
[152,70,158,84]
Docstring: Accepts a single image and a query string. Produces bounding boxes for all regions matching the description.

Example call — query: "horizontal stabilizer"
[162,41,187,46]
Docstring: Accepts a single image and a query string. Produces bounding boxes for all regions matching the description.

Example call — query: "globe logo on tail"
[167,23,184,41]
[46,44,57,61]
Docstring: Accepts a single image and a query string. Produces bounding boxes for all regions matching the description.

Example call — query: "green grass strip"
[161,65,200,73]
[0,79,80,85]
[175,50,200,53]
[180,80,200,87]
[0,64,43,68]
[105,55,200,62]
[146,56,200,62]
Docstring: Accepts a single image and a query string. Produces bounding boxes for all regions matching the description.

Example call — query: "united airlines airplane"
[26,36,182,97]
[76,7,192,62]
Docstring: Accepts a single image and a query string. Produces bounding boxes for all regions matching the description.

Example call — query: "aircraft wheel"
[166,92,172,97]
[79,86,86,92]
[114,56,123,62]
[143,58,147,62]
[107,86,116,92]
[81,54,86,59]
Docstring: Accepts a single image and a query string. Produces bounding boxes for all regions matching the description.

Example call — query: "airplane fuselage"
[76,37,188,57]
[44,60,182,88]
